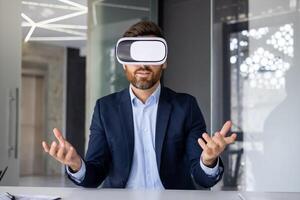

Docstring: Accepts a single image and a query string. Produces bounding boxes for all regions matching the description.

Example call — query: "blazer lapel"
[155,87,172,170]
[118,89,134,175]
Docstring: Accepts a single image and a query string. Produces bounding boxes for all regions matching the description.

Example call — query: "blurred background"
[0,0,299,192]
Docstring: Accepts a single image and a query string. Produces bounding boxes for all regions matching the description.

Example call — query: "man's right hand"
[42,128,82,172]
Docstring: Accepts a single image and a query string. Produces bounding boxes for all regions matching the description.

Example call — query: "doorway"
[20,63,47,177]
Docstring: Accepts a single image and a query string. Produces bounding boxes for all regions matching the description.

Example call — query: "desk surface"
[1,186,300,200]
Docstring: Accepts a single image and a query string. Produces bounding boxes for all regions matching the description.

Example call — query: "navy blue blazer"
[69,86,224,189]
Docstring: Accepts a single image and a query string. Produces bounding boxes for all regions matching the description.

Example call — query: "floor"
[19,175,78,188]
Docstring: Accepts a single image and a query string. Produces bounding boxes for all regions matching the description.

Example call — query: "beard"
[125,65,162,90]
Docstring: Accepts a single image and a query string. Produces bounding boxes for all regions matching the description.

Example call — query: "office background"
[1,0,299,192]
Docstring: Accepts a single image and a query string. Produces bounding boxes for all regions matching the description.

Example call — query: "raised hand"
[42,128,82,172]
[198,121,237,167]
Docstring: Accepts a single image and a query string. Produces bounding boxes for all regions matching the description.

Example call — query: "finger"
[224,133,237,144]
[56,145,65,161]
[198,138,208,151]
[220,121,232,136]
[198,138,214,158]
[212,132,226,148]
[42,141,50,153]
[53,128,65,145]
[202,133,214,144]
[203,133,220,153]
[49,141,58,157]
[65,146,74,161]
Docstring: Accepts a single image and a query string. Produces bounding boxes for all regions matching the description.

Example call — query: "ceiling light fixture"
[266,23,294,57]
[40,26,86,36]
[40,24,87,29]
[25,26,36,42]
[98,2,150,12]
[239,48,290,89]
[37,10,87,26]
[21,0,87,42]
[22,1,82,11]
[29,36,86,41]
[21,13,36,42]
[22,22,87,30]
[57,0,87,10]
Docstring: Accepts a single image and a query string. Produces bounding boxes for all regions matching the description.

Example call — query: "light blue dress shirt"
[126,83,164,189]
[67,83,219,188]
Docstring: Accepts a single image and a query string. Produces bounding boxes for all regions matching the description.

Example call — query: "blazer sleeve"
[185,96,224,188]
[69,99,111,188]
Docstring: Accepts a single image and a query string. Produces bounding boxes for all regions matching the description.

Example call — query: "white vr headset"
[116,37,168,65]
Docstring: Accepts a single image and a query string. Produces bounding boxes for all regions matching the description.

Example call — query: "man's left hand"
[198,121,237,167]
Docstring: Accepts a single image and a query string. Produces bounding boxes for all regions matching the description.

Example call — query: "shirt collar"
[129,83,161,106]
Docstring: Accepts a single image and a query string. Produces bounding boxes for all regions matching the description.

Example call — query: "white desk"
[0,187,300,200]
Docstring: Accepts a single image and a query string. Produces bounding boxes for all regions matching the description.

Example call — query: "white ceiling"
[21,0,87,49]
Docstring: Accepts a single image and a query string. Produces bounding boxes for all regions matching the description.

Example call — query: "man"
[42,21,236,189]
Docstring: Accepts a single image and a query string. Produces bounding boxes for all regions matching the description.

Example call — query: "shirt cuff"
[200,157,220,177]
[66,159,86,183]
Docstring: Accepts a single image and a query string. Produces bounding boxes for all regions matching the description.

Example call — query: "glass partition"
[213,0,300,192]
[85,0,158,145]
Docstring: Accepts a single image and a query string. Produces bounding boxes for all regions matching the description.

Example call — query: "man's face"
[124,64,164,90]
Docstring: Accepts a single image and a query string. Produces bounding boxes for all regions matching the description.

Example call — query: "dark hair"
[123,21,164,38]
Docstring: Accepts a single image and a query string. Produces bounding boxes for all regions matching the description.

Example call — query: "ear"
[123,64,126,70]
[162,62,167,69]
